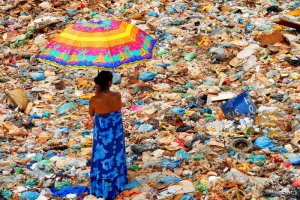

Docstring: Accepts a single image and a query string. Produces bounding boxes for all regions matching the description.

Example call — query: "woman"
[89,71,128,199]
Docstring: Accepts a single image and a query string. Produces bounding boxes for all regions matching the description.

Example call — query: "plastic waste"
[113,72,121,84]
[221,91,257,120]
[138,124,153,132]
[175,150,190,160]
[248,155,266,163]
[294,177,300,187]
[30,72,46,81]
[184,52,197,61]
[209,47,227,63]
[159,176,182,184]
[288,157,300,165]
[1,0,300,199]
[51,186,88,198]
[161,159,181,168]
[54,181,72,190]
[180,194,196,200]
[20,191,40,200]
[254,136,276,149]
[124,179,141,190]
[56,102,77,115]
[147,12,159,17]
[171,107,185,115]
[2,189,12,200]
[139,72,157,81]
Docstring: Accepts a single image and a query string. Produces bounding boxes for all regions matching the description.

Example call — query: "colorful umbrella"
[36,19,156,70]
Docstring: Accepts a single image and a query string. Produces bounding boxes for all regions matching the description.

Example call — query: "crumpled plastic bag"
[139,72,157,81]
[20,191,40,200]
[50,186,88,198]
[159,176,182,184]
[138,124,154,132]
[254,136,276,149]
[124,179,141,190]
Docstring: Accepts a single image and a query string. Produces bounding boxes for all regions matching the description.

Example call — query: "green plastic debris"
[204,113,215,122]
[14,167,24,174]
[42,112,50,118]
[192,154,205,161]
[184,52,197,61]
[248,155,266,163]
[170,20,186,26]
[54,181,72,190]
[194,180,208,194]
[173,86,185,93]
[23,180,38,187]
[130,164,139,171]
[246,127,258,135]
[158,49,167,57]
[2,189,12,200]
[70,143,83,150]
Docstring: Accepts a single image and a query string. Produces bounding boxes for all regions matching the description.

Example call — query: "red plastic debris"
[273,156,283,163]
[285,162,292,168]
[293,177,300,187]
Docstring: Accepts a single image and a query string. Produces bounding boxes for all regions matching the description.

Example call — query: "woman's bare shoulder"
[111,91,121,97]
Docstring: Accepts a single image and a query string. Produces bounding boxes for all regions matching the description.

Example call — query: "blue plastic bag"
[139,72,157,81]
[159,176,182,184]
[138,124,153,132]
[50,186,88,198]
[245,23,255,34]
[56,102,77,114]
[2,189,12,200]
[67,9,78,16]
[270,147,288,153]
[45,151,56,158]
[20,191,40,200]
[254,136,275,149]
[148,11,159,17]
[175,150,190,159]
[171,107,185,115]
[221,91,257,120]
[180,194,196,200]
[28,114,42,119]
[52,127,70,135]
[124,179,141,190]
[30,72,45,81]
[30,153,43,161]
[161,159,181,168]
[288,157,300,165]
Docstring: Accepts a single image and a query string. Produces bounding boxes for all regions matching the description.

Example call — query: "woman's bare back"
[89,91,122,116]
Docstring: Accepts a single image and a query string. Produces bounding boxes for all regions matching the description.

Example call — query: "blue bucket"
[221,91,257,119]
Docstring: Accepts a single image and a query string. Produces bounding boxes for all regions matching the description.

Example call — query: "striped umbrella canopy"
[36,19,156,70]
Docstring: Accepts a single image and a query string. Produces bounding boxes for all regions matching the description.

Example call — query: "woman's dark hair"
[94,71,113,92]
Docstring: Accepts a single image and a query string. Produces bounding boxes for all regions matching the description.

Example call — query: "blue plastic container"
[221,91,257,119]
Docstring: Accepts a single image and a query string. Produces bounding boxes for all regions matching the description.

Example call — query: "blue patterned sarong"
[90,111,128,199]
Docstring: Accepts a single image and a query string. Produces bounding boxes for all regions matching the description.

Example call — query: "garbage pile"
[0,0,300,199]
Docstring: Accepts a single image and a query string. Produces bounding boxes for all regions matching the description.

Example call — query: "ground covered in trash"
[0,0,300,199]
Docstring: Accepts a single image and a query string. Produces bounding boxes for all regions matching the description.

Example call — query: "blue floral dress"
[90,111,128,199]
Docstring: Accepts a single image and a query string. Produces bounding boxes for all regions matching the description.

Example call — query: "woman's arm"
[117,92,124,109]
[89,98,95,117]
